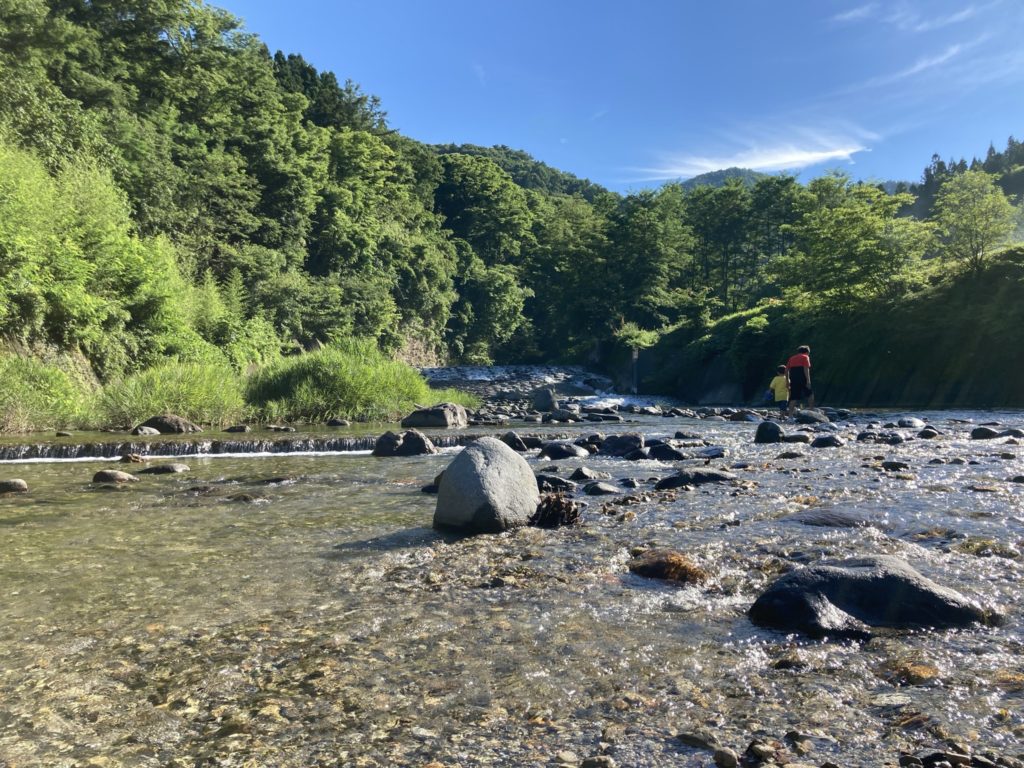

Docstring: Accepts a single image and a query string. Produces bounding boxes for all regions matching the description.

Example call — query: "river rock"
[500,431,529,452]
[93,469,140,484]
[400,402,468,429]
[136,414,202,434]
[794,409,830,424]
[569,466,609,482]
[648,442,688,461]
[531,388,558,412]
[325,418,350,427]
[899,417,926,429]
[538,441,590,460]
[755,421,784,444]
[729,409,763,422]
[434,437,539,533]
[811,435,844,448]
[0,479,29,493]
[784,509,873,528]
[138,463,191,474]
[918,426,940,439]
[783,433,812,444]
[223,424,251,433]
[748,555,1001,639]
[628,549,708,584]
[131,425,161,436]
[371,429,437,457]
[655,468,736,490]
[584,481,620,496]
[971,426,1001,440]
[535,474,577,493]
[599,432,644,457]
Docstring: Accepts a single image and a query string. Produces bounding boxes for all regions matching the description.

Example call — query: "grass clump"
[0,355,92,432]
[246,340,479,422]
[97,361,245,428]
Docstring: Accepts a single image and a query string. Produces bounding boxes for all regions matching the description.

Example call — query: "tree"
[933,169,1017,272]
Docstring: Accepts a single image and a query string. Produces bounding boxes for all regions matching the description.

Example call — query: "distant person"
[768,365,789,412]
[786,345,813,413]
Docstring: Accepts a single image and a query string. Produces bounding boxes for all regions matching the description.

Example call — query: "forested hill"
[680,167,767,190]
[1,0,1022,412]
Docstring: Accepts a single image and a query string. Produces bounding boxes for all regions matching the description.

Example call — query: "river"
[1,411,1022,766]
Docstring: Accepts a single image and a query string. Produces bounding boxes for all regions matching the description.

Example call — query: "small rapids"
[0,410,1022,766]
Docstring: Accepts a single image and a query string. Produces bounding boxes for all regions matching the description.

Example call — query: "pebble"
[713,747,739,768]
[580,757,616,768]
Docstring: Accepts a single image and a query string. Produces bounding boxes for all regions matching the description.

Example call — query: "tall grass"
[0,355,92,432]
[97,361,245,428]
[246,340,479,422]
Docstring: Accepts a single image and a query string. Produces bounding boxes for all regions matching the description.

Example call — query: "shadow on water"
[325,525,445,557]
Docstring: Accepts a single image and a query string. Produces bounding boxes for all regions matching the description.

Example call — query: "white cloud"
[831,3,878,23]
[883,3,985,32]
[844,43,964,91]
[636,136,869,181]
[909,6,977,32]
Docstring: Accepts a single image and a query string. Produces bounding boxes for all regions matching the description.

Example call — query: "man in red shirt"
[786,345,813,413]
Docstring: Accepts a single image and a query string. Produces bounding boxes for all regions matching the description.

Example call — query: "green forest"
[1,0,1022,431]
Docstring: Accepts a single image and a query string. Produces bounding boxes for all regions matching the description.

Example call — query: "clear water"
[1,412,1022,766]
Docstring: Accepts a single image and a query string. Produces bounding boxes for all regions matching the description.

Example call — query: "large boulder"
[754,421,784,444]
[531,388,558,412]
[372,429,437,457]
[794,410,830,425]
[93,469,140,484]
[400,402,468,429]
[599,433,645,457]
[538,441,590,460]
[0,479,29,494]
[655,468,736,490]
[434,437,540,534]
[749,555,1001,639]
[970,426,1000,440]
[135,414,202,434]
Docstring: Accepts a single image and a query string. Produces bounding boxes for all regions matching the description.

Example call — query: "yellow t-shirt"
[770,374,789,402]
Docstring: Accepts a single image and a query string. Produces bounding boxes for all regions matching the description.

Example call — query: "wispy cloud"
[830,3,878,23]
[908,6,978,32]
[589,108,609,121]
[843,42,965,91]
[635,131,870,181]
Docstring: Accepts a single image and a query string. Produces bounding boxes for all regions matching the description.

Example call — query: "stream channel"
[1,410,1023,767]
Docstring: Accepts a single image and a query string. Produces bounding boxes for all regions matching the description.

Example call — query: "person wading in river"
[786,345,813,414]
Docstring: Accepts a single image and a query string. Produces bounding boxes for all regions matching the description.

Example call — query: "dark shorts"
[788,368,811,401]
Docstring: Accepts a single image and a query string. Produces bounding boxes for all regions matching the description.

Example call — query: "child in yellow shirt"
[769,365,789,411]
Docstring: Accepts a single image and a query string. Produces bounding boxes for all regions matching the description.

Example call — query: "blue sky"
[220,0,1024,193]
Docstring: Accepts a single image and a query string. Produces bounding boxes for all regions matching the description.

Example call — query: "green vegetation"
[0,355,92,432]
[246,342,479,423]
[0,0,1022,424]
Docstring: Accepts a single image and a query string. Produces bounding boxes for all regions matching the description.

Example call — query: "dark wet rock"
[1012,475,1024,483]
[675,430,702,440]
[599,432,645,457]
[93,469,140,484]
[623,446,652,460]
[620,478,642,489]
[755,420,784,444]
[628,549,709,584]
[535,474,577,493]
[899,417,926,429]
[528,493,581,528]
[918,426,940,439]
[795,409,830,424]
[0,479,29,494]
[531,388,558,412]
[676,731,719,750]
[223,424,251,433]
[55,430,73,437]
[325,418,350,427]
[784,509,874,528]
[776,450,805,459]
[434,437,539,534]
[266,424,296,432]
[698,445,728,459]
[520,435,544,450]
[569,466,609,482]
[882,460,910,471]
[420,483,439,494]
[131,425,160,436]
[655,468,736,490]
[138,463,191,475]
[499,431,529,452]
[713,746,739,768]
[581,757,617,768]
[783,433,811,444]
[371,429,437,457]
[545,407,583,423]
[136,414,201,434]
[538,441,590,460]
[749,555,1002,639]
[971,426,1001,440]
[811,435,844,448]
[584,481,620,496]
[729,409,763,422]
[647,442,688,461]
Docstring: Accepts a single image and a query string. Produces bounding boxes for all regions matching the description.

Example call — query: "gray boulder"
[434,437,539,533]
[372,429,437,457]
[93,469,139,484]
[811,435,844,448]
[749,555,1001,639]
[132,425,161,436]
[599,432,645,457]
[971,426,1001,440]
[138,463,191,475]
[794,410,830,425]
[754,421,784,444]
[532,388,558,412]
[136,414,201,434]
[584,481,620,496]
[0,479,29,493]
[400,402,468,429]
[647,443,688,461]
[500,431,529,452]
[655,468,736,490]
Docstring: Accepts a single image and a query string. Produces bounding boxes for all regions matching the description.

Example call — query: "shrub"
[97,361,245,428]
[246,340,479,422]
[0,355,91,432]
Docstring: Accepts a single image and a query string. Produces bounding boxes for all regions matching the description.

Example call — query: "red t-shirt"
[787,353,811,369]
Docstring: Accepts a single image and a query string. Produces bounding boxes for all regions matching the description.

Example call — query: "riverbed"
[1,412,1023,766]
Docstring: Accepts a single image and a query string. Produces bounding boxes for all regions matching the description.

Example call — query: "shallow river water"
[1,412,1023,767]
